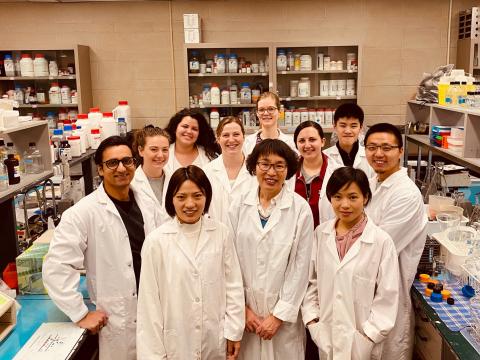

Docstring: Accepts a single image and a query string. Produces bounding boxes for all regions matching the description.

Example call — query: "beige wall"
[0,0,474,128]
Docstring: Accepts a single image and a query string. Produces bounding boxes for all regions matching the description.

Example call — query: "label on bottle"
[24,159,33,164]
[13,166,20,177]
[0,174,8,181]
[37,92,46,103]
[189,61,200,71]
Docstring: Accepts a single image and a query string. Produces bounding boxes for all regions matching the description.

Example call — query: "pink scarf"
[335,215,368,261]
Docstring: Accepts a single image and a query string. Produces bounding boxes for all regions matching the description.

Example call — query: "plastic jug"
[100,112,117,140]
[112,100,131,132]
[88,107,102,129]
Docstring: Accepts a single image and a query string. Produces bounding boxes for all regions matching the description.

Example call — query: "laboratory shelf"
[188,73,268,77]
[0,75,76,81]
[0,120,48,134]
[280,95,357,101]
[276,70,358,75]
[55,148,96,167]
[407,135,480,175]
[0,170,54,203]
[17,104,78,108]
[190,104,256,108]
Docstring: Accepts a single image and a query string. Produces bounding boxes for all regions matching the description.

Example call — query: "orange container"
[2,262,18,289]
[419,274,430,283]
[425,288,433,296]
[442,290,451,300]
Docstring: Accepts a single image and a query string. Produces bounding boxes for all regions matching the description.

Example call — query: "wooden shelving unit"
[0,45,92,115]
[184,43,360,134]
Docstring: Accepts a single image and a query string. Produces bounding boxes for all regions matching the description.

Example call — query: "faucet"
[42,178,57,223]
[22,185,43,244]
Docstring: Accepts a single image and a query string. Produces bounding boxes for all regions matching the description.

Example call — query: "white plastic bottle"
[202,85,211,105]
[61,85,72,104]
[20,54,34,77]
[210,108,220,127]
[49,82,61,104]
[100,112,117,140]
[88,107,103,129]
[240,83,252,104]
[73,125,87,154]
[76,114,91,148]
[33,54,49,76]
[117,118,127,137]
[112,100,132,132]
[210,83,221,105]
[49,61,59,76]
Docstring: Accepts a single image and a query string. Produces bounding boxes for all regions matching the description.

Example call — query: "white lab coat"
[136,216,245,360]
[203,155,255,225]
[43,183,159,360]
[323,144,375,179]
[228,186,314,360]
[317,155,341,224]
[302,217,400,360]
[366,168,427,360]
[131,166,170,225]
[243,129,297,157]
[164,143,212,174]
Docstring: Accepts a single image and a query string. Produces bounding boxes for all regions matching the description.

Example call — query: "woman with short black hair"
[302,166,400,359]
[229,139,313,359]
[137,165,245,360]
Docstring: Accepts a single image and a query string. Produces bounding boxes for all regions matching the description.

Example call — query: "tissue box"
[0,109,19,130]
[0,292,16,342]
[16,243,50,295]
[183,13,200,28]
[184,28,201,44]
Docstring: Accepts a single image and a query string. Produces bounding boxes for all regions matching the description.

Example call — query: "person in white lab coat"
[364,123,428,360]
[137,165,245,359]
[164,108,219,173]
[43,136,159,360]
[229,139,314,359]
[243,91,297,156]
[204,116,254,225]
[302,166,400,360]
[293,121,339,230]
[131,125,171,224]
[323,103,375,178]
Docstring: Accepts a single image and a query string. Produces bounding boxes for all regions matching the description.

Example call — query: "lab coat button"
[193,271,198,277]
[336,292,342,299]
[195,297,200,303]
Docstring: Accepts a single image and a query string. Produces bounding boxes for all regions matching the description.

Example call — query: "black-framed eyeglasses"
[102,156,136,170]
[365,144,400,153]
[257,161,287,172]
[257,107,278,114]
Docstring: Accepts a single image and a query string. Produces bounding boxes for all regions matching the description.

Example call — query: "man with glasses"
[363,123,427,360]
[43,136,160,360]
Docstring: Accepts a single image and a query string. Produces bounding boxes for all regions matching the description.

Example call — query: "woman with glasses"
[165,108,219,173]
[131,125,171,224]
[228,139,314,359]
[203,116,254,225]
[302,166,399,360]
[137,165,245,360]
[243,92,297,156]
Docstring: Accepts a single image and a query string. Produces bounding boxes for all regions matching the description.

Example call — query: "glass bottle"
[23,142,44,174]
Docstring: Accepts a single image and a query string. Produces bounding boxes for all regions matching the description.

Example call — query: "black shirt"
[108,190,145,290]
[336,140,359,167]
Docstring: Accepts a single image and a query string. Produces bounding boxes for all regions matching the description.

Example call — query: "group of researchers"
[42,93,428,360]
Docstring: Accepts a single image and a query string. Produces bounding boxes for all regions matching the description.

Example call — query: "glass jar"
[20,54,34,77]
[216,54,226,73]
[228,54,238,74]
[210,83,220,105]
[202,85,211,105]
[189,51,200,73]
[300,54,312,71]
[276,50,287,71]
[230,84,238,105]
[300,109,309,123]
[49,82,61,104]
[298,77,311,97]
[294,54,301,71]
[221,88,230,105]
[240,83,252,104]
[292,109,301,125]
[33,54,49,76]
[290,80,299,97]
[287,50,294,71]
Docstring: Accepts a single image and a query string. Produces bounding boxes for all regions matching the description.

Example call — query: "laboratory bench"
[413,285,480,360]
[0,277,98,360]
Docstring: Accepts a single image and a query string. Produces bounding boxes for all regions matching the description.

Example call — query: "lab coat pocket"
[163,329,178,359]
[352,330,374,360]
[200,249,222,285]
[97,296,127,339]
[353,275,375,326]
[307,321,331,359]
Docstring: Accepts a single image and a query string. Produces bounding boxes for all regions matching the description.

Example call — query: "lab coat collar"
[322,216,376,269]
[160,215,217,234]
[95,182,126,219]
[243,183,293,210]
[373,167,408,189]
[210,155,250,191]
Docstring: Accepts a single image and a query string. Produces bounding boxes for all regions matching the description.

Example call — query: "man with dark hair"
[324,103,375,178]
[43,136,161,360]
[364,123,427,360]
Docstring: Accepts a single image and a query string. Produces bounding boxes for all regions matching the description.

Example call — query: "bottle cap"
[64,125,72,131]
[441,290,451,300]
[4,55,12,60]
[118,118,126,123]
[21,54,32,58]
[0,139,4,146]
[433,283,444,293]
[53,129,63,135]
[77,114,88,119]
[427,282,436,289]
[430,292,443,303]
[89,107,100,112]
[119,100,128,105]
[91,129,100,134]
[462,285,475,298]
[425,288,433,296]
[67,136,80,140]
[447,297,455,305]
[103,112,113,117]
[28,142,35,147]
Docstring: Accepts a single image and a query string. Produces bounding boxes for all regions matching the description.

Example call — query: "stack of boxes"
[184,14,201,44]
[430,125,465,153]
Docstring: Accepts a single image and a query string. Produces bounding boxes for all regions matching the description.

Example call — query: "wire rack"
[461,262,480,342]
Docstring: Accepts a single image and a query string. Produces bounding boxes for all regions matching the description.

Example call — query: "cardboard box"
[0,292,16,342]
[184,28,201,44]
[16,243,50,295]
[183,13,200,29]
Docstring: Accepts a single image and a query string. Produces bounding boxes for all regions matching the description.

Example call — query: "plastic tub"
[447,136,464,153]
